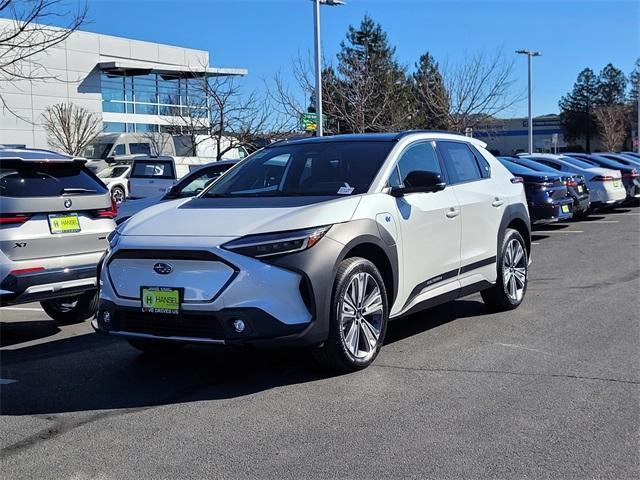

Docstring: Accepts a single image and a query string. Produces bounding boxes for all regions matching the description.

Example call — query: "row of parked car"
[496,151,640,224]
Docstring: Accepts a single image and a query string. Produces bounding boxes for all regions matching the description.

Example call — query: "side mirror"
[390,170,446,197]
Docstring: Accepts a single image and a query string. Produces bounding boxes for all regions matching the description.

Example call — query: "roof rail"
[393,129,465,140]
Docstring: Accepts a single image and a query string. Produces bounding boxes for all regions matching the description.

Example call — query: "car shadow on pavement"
[0,320,61,348]
[0,299,490,417]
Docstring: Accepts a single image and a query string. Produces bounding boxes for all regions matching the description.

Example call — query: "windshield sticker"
[337,185,354,195]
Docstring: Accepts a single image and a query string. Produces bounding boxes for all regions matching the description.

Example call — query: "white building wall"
[0,20,212,149]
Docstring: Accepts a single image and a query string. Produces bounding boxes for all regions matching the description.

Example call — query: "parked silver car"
[0,148,116,323]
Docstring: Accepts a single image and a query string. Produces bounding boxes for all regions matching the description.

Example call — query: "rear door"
[436,141,502,281]
[129,159,176,198]
[0,160,114,261]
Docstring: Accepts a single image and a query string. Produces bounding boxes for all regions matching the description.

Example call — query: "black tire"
[111,186,126,204]
[40,290,99,325]
[127,338,185,355]
[481,228,528,311]
[311,257,388,372]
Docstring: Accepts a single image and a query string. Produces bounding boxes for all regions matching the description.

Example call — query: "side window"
[113,144,126,156]
[471,146,491,178]
[129,142,151,155]
[390,141,442,188]
[437,141,482,184]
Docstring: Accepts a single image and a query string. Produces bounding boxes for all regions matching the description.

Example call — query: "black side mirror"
[390,170,446,197]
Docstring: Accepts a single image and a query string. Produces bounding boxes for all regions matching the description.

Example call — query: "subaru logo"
[153,262,173,275]
[64,199,72,209]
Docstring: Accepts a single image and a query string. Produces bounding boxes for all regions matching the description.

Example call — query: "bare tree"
[594,104,629,151]
[41,102,101,155]
[169,74,283,159]
[0,0,87,114]
[423,50,522,132]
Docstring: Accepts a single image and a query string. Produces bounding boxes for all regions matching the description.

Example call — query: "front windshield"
[202,141,393,197]
[83,143,114,160]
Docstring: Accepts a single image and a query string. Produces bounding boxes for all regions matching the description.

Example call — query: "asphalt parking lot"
[1,207,639,479]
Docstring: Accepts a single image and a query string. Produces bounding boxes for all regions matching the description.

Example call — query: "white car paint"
[97,165,131,203]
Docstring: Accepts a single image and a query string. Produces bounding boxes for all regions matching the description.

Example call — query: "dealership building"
[0,20,247,149]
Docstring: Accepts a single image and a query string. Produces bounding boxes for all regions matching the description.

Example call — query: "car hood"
[119,195,363,238]
[116,195,165,221]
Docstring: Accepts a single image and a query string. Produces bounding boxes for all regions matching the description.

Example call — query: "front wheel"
[311,257,388,372]
[111,186,125,204]
[41,290,99,325]
[481,228,528,311]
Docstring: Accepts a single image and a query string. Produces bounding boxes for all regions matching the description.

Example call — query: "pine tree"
[597,63,627,105]
[323,15,411,133]
[559,68,599,151]
[411,52,450,130]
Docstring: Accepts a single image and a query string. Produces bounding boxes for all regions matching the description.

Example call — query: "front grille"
[113,310,223,339]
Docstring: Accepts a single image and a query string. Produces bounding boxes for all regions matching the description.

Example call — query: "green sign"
[300,112,318,132]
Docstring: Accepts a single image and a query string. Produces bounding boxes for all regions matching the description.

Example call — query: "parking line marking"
[531,242,540,245]
[0,307,43,312]
[586,220,619,224]
[0,378,17,385]
[536,230,584,233]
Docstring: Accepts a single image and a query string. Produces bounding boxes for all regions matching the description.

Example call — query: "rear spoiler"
[0,156,87,164]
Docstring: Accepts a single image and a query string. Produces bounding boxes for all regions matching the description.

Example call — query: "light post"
[312,0,345,136]
[516,49,541,154]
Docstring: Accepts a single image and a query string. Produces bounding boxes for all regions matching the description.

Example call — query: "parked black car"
[564,153,640,202]
[497,158,573,224]
[501,156,590,216]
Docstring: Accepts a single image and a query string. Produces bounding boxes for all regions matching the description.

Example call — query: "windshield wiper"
[61,187,97,195]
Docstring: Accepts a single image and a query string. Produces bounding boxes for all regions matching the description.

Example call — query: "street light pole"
[312,0,344,137]
[516,49,541,154]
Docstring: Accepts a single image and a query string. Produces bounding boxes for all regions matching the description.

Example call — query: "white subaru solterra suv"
[95,132,531,371]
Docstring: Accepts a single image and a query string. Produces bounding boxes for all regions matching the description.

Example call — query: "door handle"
[446,208,460,219]
[492,198,504,207]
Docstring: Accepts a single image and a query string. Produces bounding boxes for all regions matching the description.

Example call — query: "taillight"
[0,213,32,225]
[565,180,578,187]
[510,177,523,184]
[95,199,118,219]
[9,267,45,276]
[622,171,639,178]
[591,175,614,182]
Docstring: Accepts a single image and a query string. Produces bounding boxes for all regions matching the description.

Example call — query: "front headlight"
[222,225,332,258]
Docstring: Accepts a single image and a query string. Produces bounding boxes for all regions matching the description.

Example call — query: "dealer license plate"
[141,287,181,315]
[561,204,570,213]
[577,185,584,193]
[613,179,622,188]
[48,213,81,234]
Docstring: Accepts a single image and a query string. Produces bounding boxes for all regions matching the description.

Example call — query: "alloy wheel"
[339,272,384,360]
[502,238,527,302]
[112,188,125,204]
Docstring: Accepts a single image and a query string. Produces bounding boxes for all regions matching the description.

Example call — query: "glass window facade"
[100,71,209,126]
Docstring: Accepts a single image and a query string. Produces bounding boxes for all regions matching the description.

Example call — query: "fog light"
[232,319,245,333]
[103,311,111,324]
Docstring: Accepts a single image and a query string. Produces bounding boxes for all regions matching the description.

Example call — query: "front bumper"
[95,235,347,347]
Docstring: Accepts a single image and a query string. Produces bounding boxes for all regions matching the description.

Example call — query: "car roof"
[270,131,487,148]
[0,147,86,163]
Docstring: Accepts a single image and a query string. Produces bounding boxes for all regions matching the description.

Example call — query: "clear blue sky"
[15,0,640,117]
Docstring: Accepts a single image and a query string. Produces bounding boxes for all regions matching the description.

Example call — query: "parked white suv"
[95,133,531,371]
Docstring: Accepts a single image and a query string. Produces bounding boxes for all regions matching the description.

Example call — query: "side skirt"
[390,279,493,320]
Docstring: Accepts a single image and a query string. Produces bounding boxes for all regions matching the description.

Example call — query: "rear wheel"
[127,338,185,354]
[111,186,125,204]
[481,228,528,311]
[41,290,99,325]
[312,257,388,372]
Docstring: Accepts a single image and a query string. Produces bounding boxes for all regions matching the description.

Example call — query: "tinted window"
[204,141,393,197]
[131,160,174,179]
[471,146,491,178]
[438,141,482,183]
[561,156,595,169]
[390,141,442,187]
[83,142,114,159]
[178,165,233,197]
[0,161,107,197]
[129,143,151,155]
[97,166,129,179]
[113,144,126,156]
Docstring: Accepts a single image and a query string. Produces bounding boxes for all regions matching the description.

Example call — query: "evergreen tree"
[597,63,627,105]
[411,52,450,130]
[630,58,640,103]
[323,15,411,133]
[559,68,599,151]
